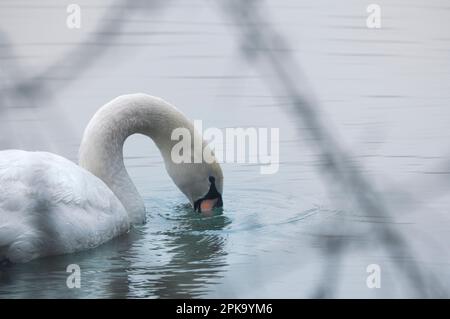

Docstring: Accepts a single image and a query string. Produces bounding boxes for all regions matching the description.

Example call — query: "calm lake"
[0,0,450,298]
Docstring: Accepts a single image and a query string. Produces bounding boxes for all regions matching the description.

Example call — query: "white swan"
[0,93,223,263]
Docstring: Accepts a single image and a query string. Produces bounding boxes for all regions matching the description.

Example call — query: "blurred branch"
[3,0,166,96]
[218,0,447,297]
[0,0,168,151]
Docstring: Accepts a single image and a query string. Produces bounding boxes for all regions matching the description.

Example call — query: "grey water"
[1,0,450,298]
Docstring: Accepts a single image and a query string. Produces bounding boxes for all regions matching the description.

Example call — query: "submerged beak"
[200,197,220,212]
[194,176,223,213]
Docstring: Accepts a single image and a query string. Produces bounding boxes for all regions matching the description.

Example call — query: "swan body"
[0,93,223,263]
[0,150,129,263]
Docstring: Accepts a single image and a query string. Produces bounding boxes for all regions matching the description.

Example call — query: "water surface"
[1,0,450,298]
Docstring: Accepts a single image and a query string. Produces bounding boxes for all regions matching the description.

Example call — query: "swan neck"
[78,94,223,224]
[78,95,178,224]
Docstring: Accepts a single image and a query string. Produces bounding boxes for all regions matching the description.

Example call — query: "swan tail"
[0,225,38,264]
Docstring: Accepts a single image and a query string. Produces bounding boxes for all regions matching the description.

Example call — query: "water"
[1,0,450,298]
[0,164,332,298]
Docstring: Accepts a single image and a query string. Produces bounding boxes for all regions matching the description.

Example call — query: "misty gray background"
[0,0,450,298]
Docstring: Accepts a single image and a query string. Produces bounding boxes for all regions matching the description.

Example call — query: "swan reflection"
[0,204,231,298]
[126,204,230,298]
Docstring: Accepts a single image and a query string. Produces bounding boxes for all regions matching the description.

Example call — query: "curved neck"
[78,94,203,224]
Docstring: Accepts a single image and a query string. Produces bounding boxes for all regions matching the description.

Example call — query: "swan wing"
[0,150,130,263]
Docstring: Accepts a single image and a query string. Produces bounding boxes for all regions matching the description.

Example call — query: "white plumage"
[0,150,129,263]
[0,93,223,263]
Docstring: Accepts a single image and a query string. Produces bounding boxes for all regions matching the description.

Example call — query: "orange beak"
[200,198,219,213]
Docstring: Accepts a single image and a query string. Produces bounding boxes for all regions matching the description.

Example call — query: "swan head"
[166,160,223,214]
[193,176,223,213]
